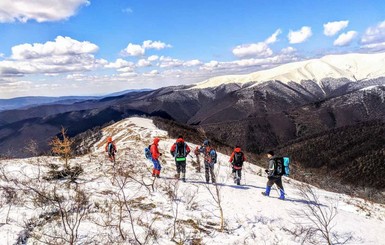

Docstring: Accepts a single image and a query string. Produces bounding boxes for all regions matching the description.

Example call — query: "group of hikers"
[105,135,287,200]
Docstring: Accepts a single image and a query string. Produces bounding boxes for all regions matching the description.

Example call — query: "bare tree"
[286,184,354,245]
[204,161,225,232]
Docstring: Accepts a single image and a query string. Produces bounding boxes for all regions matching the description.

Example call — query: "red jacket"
[105,137,117,152]
[229,148,246,169]
[150,137,161,160]
[170,138,191,157]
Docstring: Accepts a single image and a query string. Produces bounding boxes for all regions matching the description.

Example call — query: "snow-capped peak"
[192,52,385,89]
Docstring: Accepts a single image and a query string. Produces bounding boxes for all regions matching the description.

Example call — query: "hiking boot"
[206,179,209,184]
[156,174,160,178]
[182,178,186,182]
[261,192,268,196]
[175,173,180,179]
[236,179,241,185]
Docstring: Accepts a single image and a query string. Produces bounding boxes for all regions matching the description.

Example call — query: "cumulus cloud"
[281,47,296,54]
[232,29,283,58]
[361,20,385,44]
[265,29,282,44]
[142,40,172,50]
[361,41,385,51]
[159,56,184,68]
[0,36,106,77]
[105,58,134,69]
[323,20,349,36]
[148,55,159,61]
[232,42,273,58]
[0,0,89,23]
[333,31,357,46]
[121,43,145,57]
[183,59,202,67]
[288,26,312,44]
[137,59,152,67]
[121,40,172,57]
[11,36,98,60]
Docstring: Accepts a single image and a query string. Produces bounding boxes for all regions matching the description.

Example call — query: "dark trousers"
[267,176,284,190]
[204,162,215,182]
[176,160,186,173]
[233,168,242,180]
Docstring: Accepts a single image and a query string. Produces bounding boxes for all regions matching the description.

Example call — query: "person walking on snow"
[150,137,162,177]
[262,150,285,200]
[195,140,217,183]
[170,135,191,182]
[105,137,117,162]
[229,146,246,185]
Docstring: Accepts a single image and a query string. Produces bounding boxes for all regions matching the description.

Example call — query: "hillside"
[1,117,384,244]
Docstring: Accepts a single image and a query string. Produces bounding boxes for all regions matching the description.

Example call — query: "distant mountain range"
[1,53,384,177]
[0,89,153,111]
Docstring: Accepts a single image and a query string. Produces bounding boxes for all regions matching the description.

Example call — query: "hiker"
[170,135,191,182]
[150,137,162,178]
[262,150,285,200]
[229,146,246,185]
[195,140,217,183]
[105,137,117,162]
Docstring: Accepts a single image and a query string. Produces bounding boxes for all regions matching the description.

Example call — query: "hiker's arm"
[267,159,275,176]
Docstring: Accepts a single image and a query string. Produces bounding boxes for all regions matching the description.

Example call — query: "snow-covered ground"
[1,117,384,244]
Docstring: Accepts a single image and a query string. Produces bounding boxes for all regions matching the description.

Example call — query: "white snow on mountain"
[1,117,384,244]
[192,52,385,89]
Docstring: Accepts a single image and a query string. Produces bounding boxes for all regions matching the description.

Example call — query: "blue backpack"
[283,157,290,176]
[210,149,217,163]
[144,145,152,160]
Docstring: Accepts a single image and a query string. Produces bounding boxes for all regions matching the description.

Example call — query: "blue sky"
[0,0,385,98]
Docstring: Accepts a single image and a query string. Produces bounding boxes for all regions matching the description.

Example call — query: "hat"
[267,150,274,156]
[203,139,210,146]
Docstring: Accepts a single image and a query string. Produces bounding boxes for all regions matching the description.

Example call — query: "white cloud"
[333,31,357,46]
[361,20,385,44]
[142,40,172,50]
[232,42,273,58]
[105,59,134,69]
[361,41,385,51]
[281,47,296,54]
[119,72,137,78]
[323,20,349,36]
[117,67,135,73]
[0,36,106,77]
[265,29,282,44]
[121,40,171,57]
[148,55,159,61]
[159,56,183,68]
[288,26,312,44]
[137,59,151,67]
[0,0,89,23]
[183,59,202,67]
[121,43,145,57]
[11,36,98,60]
[232,29,283,58]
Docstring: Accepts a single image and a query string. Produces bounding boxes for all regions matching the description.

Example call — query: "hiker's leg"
[210,165,216,183]
[204,162,210,182]
[180,161,186,181]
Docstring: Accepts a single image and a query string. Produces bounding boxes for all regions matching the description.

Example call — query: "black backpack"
[108,143,116,155]
[175,142,187,161]
[233,152,244,167]
[273,157,286,176]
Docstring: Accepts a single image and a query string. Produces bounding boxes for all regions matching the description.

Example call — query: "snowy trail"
[1,117,385,245]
